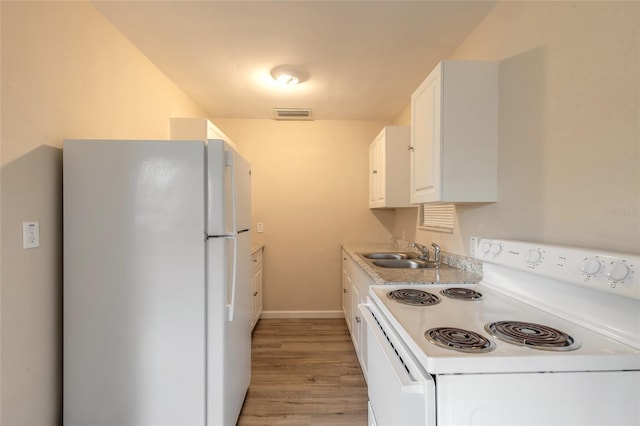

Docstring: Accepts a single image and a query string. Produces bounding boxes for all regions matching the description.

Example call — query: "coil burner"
[440,287,483,301]
[425,327,495,353]
[387,289,440,306]
[485,321,581,351]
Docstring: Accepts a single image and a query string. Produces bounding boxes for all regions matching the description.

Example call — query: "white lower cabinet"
[250,247,263,330]
[342,250,371,382]
[342,262,352,332]
[342,251,354,329]
[350,283,362,356]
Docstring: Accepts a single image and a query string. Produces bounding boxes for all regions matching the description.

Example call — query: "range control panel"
[476,239,639,300]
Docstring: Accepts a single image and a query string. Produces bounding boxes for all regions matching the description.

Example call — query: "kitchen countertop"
[342,242,482,285]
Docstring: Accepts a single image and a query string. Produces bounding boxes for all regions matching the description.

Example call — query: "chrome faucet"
[411,242,430,261]
[431,243,441,267]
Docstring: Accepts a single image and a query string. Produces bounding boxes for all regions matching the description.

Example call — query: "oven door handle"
[360,303,426,395]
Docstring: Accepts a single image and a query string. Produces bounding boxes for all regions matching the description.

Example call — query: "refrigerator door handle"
[225,150,238,234]
[226,236,238,322]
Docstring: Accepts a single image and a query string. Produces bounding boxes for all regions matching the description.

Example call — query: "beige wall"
[393,1,640,256]
[212,118,392,313]
[0,2,206,424]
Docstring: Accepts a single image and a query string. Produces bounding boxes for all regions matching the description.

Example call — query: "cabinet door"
[256,268,262,318]
[350,282,361,356]
[358,290,368,381]
[252,266,262,328]
[342,266,352,331]
[369,141,378,206]
[375,137,385,205]
[410,63,442,204]
[369,134,385,208]
[250,272,256,329]
[250,249,263,330]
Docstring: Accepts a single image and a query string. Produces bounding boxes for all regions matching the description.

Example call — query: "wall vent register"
[273,108,312,120]
[420,204,455,233]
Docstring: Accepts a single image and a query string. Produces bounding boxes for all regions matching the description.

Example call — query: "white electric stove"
[360,239,640,426]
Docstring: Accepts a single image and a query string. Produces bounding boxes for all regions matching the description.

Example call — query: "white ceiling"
[92,1,497,121]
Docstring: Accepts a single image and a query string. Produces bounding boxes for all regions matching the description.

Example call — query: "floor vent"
[274,108,312,120]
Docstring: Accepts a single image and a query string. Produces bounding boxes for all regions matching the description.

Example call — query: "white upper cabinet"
[170,117,236,149]
[410,61,498,204]
[369,126,412,209]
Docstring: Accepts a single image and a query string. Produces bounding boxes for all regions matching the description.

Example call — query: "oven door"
[360,301,435,426]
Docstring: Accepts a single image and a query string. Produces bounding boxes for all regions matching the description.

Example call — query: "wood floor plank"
[237,318,368,426]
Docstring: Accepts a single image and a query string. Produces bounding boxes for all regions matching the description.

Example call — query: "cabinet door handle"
[343,288,348,293]
[407,146,414,151]
[356,316,361,323]
[253,291,258,296]
[372,170,378,174]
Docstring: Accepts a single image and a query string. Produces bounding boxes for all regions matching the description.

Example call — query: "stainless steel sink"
[362,252,418,260]
[372,259,437,269]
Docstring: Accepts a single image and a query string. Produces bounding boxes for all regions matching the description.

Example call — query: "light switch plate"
[469,236,478,256]
[23,222,40,249]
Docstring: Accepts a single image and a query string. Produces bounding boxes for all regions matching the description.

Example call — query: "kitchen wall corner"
[0,2,207,424]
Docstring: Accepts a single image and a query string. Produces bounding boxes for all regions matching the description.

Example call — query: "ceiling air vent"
[274,108,312,120]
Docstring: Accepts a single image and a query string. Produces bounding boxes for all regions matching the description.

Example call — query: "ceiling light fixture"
[270,65,307,87]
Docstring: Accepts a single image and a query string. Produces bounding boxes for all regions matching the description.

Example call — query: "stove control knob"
[607,262,630,282]
[489,243,502,256]
[479,241,492,254]
[580,257,602,276]
[526,249,542,264]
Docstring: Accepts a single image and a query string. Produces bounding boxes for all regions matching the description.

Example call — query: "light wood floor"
[237,318,368,426]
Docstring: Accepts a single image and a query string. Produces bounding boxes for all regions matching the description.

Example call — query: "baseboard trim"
[260,310,345,319]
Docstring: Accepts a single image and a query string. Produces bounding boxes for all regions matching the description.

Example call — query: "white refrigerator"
[63,139,252,426]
